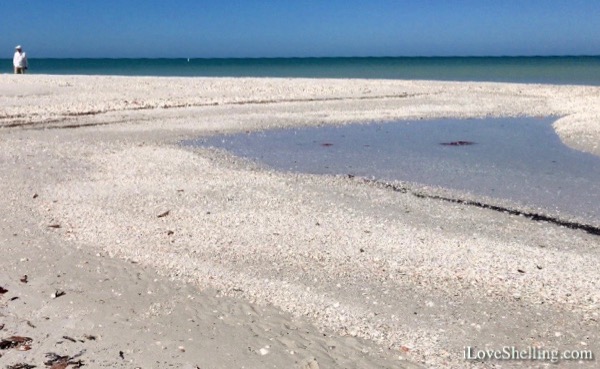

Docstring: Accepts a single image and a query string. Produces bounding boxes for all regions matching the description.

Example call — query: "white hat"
[15,45,22,49]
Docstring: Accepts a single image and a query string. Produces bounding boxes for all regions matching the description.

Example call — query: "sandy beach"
[1,75,600,368]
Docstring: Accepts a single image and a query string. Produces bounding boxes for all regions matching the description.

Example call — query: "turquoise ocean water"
[2,56,600,85]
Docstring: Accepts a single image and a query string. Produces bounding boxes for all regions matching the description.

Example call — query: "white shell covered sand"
[1,75,599,368]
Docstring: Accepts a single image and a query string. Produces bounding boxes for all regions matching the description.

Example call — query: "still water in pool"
[185,117,600,224]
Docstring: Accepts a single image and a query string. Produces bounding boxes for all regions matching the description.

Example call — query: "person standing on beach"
[13,45,28,74]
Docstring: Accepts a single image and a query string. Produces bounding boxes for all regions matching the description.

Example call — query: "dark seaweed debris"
[358,176,600,237]
[51,290,66,299]
[0,336,33,350]
[440,140,475,146]
[7,364,37,369]
[44,350,85,368]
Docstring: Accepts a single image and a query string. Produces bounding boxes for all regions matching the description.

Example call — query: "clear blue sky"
[1,0,599,58]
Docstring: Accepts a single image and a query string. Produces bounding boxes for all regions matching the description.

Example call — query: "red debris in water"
[320,142,334,147]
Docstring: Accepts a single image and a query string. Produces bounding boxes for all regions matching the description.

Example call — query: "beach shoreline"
[1,75,599,368]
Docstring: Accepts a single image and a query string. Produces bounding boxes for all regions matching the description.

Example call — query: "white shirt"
[13,51,28,68]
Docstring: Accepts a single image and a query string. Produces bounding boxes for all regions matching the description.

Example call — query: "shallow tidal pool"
[184,117,600,225]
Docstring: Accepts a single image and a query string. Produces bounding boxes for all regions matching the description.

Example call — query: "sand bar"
[1,75,600,368]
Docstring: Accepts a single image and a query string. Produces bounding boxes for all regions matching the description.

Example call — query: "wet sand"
[1,75,600,368]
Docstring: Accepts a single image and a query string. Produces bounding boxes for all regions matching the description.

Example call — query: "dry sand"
[1,75,600,368]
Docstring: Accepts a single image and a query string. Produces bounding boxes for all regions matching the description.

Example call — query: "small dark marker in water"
[321,142,334,147]
[440,141,476,146]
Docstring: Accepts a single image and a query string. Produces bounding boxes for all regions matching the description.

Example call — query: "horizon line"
[5,54,600,60]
